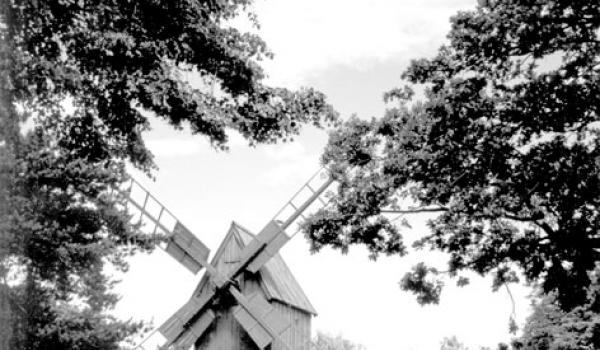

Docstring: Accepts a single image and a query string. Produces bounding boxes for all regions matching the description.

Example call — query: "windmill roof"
[193,222,317,315]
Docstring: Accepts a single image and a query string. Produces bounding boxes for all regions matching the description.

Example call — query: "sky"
[113,1,534,349]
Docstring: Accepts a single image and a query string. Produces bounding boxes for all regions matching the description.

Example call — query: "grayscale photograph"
[1,1,599,349]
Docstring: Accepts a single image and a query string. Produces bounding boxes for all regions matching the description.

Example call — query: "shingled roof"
[192,222,317,315]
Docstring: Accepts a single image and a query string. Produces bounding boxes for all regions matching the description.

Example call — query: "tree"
[302,0,600,311]
[439,336,507,350]
[511,274,600,350]
[310,331,366,350]
[1,0,336,348]
[441,336,469,350]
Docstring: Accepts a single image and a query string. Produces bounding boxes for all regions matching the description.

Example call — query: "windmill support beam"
[229,221,284,279]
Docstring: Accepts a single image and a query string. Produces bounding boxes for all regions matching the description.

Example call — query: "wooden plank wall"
[215,232,243,277]
[272,301,311,350]
[196,308,259,350]
[195,303,311,350]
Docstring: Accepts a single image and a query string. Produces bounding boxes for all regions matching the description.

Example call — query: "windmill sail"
[158,284,217,343]
[118,177,210,274]
[236,168,334,275]
[171,310,216,350]
[234,306,272,349]
[243,221,290,274]
[165,222,210,274]
[272,167,334,229]
[231,290,291,350]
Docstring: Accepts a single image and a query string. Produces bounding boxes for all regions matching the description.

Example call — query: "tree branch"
[505,283,516,320]
[502,213,540,222]
[380,207,449,214]
[500,211,556,236]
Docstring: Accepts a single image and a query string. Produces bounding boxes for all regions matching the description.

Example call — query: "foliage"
[511,275,600,350]
[3,0,337,167]
[311,331,366,350]
[1,127,153,349]
[400,262,444,304]
[0,0,337,349]
[441,336,469,350]
[302,0,600,311]
[439,335,508,350]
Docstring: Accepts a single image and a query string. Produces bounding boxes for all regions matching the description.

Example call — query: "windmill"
[119,168,334,350]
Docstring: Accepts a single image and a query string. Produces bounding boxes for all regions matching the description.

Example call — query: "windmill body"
[122,168,333,350]
[192,222,315,350]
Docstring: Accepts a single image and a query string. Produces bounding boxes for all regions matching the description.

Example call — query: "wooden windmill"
[121,169,334,350]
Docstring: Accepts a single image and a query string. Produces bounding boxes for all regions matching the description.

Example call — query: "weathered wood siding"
[195,308,258,350]
[271,301,311,350]
[214,231,243,277]
[195,232,256,350]
[194,224,313,350]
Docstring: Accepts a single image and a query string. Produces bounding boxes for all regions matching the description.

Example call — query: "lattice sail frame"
[244,168,335,274]
[272,167,334,230]
[117,177,211,274]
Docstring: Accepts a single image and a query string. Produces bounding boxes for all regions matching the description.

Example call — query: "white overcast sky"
[113,1,533,349]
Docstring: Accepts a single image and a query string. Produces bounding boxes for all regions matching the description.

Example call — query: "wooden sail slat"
[172,310,215,350]
[158,285,216,343]
[231,290,292,350]
[167,222,211,273]
[233,306,272,349]
[246,223,290,274]
[158,299,195,342]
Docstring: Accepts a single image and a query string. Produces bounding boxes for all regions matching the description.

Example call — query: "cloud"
[245,0,476,87]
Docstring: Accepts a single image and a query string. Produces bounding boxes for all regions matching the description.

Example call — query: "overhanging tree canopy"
[0,1,337,349]
[303,0,600,310]
[4,0,337,168]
